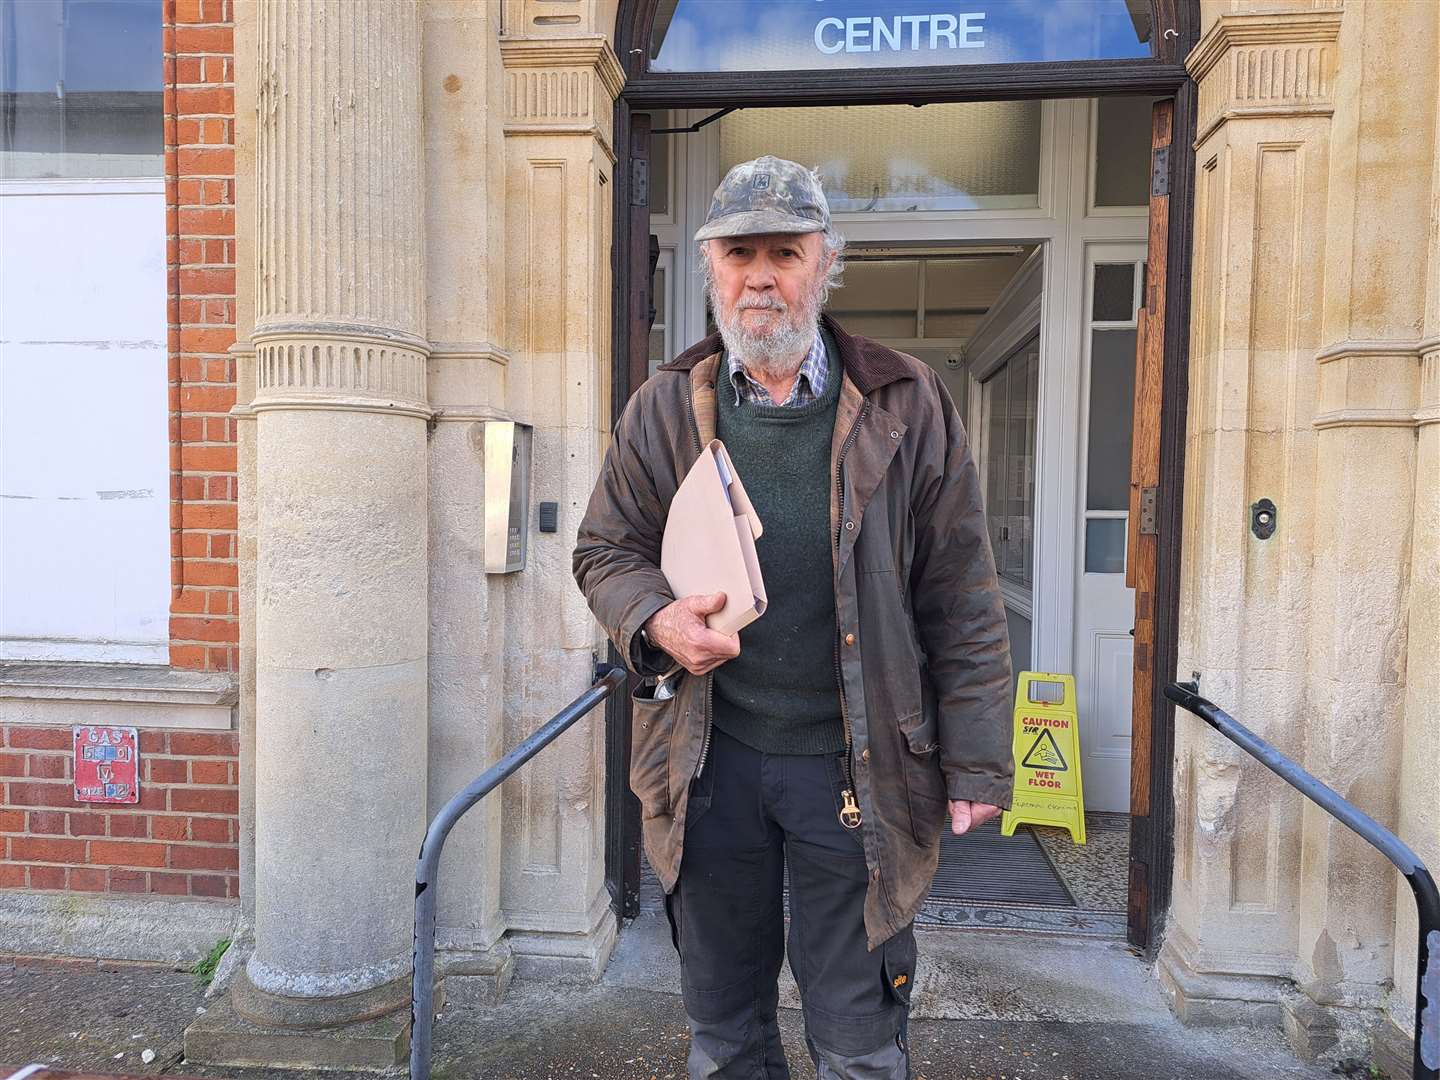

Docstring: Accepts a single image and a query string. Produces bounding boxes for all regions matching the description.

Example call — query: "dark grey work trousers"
[664,727,915,1079]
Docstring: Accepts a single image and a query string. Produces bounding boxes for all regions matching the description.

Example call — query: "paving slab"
[1,927,1347,1080]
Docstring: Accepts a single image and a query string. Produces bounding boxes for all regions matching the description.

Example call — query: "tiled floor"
[1032,810,1130,913]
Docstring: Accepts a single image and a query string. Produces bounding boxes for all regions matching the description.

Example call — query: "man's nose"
[744,266,776,292]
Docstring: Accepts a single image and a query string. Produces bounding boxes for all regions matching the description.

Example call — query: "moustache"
[736,296,786,312]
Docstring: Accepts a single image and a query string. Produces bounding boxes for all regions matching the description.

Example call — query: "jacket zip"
[833,400,870,829]
[686,377,717,781]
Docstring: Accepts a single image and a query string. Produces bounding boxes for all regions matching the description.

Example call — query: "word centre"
[814,12,986,54]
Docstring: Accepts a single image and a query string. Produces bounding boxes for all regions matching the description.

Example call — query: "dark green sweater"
[713,342,845,755]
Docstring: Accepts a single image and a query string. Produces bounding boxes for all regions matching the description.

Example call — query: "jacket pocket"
[897,708,948,846]
[630,679,678,819]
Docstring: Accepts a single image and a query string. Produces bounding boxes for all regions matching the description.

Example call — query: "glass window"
[826,258,919,338]
[1094,95,1157,207]
[826,249,1032,344]
[1084,519,1127,573]
[648,263,670,377]
[1,0,164,179]
[1091,263,1135,322]
[719,102,1041,213]
[652,0,1152,73]
[1086,329,1136,511]
[1082,253,1138,575]
[980,333,1039,591]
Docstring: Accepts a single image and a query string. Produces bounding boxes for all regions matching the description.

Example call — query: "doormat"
[914,818,1129,939]
[927,818,1074,906]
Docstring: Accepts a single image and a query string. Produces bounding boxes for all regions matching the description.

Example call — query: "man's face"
[704,231,831,376]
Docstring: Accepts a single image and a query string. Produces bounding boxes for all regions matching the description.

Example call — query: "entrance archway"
[605,0,1202,954]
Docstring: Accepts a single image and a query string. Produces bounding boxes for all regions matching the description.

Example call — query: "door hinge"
[1139,486,1159,535]
[630,159,649,207]
[1151,146,1170,198]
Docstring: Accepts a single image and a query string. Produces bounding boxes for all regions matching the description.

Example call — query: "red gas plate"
[72,726,140,804]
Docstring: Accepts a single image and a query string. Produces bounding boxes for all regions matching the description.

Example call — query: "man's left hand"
[948,800,1002,836]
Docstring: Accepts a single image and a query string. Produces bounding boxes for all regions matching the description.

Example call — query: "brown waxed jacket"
[573,314,1014,948]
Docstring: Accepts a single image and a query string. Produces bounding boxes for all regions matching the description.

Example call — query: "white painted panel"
[2,185,167,343]
[1,185,170,662]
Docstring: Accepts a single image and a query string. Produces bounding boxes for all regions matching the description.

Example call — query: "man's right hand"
[644,592,741,676]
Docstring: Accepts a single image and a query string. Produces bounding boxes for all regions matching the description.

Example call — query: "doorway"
[608,0,1200,954]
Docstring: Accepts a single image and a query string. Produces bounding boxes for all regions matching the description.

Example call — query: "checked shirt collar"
[725,332,828,408]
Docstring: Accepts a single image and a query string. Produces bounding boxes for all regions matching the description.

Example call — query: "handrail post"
[410,663,627,1080]
[1165,681,1439,1080]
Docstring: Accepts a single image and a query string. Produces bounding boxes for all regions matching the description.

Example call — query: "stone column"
[1292,0,1436,1059]
[1163,5,1340,1028]
[421,0,516,1003]
[1165,0,1440,1066]
[236,0,429,1043]
[494,20,625,979]
[1385,35,1440,1073]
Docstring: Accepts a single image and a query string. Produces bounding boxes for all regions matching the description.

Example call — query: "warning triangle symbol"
[1022,728,1068,771]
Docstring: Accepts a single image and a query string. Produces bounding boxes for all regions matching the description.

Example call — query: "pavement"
[0,917,1361,1080]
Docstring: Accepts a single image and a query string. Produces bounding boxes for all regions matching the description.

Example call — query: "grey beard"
[710,280,823,381]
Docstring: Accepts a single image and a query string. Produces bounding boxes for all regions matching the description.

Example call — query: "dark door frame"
[605,0,1201,956]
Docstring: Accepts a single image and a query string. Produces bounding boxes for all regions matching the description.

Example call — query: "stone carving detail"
[507,69,591,123]
[255,0,424,336]
[1190,13,1341,142]
[255,339,427,405]
[499,39,625,151]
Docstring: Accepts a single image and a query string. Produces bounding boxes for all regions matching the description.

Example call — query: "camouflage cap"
[694,155,830,242]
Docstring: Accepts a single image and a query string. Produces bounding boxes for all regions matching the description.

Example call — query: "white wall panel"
[1,182,170,662]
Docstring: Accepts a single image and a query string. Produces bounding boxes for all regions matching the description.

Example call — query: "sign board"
[73,726,140,804]
[482,420,533,575]
[1000,672,1085,844]
[650,0,1153,74]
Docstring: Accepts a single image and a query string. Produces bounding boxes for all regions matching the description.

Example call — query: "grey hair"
[697,225,847,304]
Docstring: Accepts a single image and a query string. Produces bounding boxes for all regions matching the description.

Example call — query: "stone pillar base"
[1280,995,1386,1067]
[1369,1014,1416,1080]
[183,993,414,1071]
[1159,932,1389,1068]
[509,906,618,983]
[1156,933,1286,1028]
[438,935,516,1007]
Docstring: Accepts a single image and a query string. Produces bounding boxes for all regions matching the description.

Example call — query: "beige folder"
[661,439,767,637]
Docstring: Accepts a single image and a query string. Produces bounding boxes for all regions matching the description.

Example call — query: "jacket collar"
[657,313,914,396]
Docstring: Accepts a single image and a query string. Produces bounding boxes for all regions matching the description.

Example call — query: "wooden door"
[1125,98,1174,949]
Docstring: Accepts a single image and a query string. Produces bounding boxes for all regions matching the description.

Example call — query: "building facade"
[0,0,1435,1073]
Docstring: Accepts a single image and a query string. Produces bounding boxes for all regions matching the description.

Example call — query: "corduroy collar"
[657,313,915,396]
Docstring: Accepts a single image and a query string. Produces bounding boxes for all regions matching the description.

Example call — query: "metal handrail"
[1165,681,1439,1080]
[411,662,628,1080]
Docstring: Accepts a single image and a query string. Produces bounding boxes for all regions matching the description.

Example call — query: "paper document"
[659,440,767,638]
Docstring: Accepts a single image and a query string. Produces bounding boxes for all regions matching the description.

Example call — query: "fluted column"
[238,0,428,1031]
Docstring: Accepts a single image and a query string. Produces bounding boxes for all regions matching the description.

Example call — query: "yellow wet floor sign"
[1001,671,1086,844]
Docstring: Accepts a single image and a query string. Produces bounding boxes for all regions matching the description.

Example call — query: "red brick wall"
[0,728,240,899]
[166,0,239,673]
[0,2,244,909]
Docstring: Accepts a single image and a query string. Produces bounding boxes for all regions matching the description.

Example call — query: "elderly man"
[573,156,1013,1079]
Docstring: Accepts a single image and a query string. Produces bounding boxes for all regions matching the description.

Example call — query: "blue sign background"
[652,0,1151,72]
